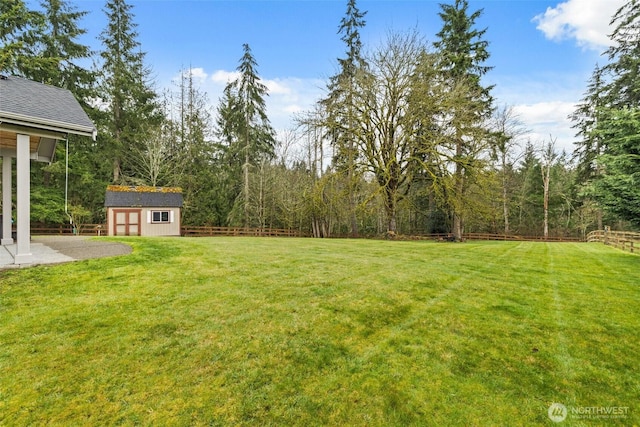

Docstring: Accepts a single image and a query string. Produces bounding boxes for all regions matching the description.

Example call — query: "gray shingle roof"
[105,188,184,208]
[0,75,96,138]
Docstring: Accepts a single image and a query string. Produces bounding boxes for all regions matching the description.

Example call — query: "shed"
[104,186,183,236]
[0,75,96,264]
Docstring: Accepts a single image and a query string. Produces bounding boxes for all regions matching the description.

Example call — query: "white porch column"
[15,134,32,264]
[1,156,13,245]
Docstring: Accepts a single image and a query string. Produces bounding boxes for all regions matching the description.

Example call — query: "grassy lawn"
[1,237,638,426]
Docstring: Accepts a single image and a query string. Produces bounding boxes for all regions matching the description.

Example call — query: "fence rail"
[181,226,308,238]
[29,224,586,242]
[587,230,640,254]
[405,233,583,242]
[29,224,307,238]
[31,224,106,236]
[464,233,583,242]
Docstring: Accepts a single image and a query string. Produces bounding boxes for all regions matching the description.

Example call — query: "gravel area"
[32,236,133,260]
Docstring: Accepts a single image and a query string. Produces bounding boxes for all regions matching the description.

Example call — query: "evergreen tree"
[32,0,94,101]
[214,84,245,223]
[219,44,276,227]
[433,0,494,240]
[588,108,640,227]
[571,65,606,183]
[1,0,96,224]
[570,66,607,229]
[0,0,52,76]
[573,2,640,181]
[322,0,368,236]
[98,0,159,184]
[572,1,640,229]
[602,0,640,109]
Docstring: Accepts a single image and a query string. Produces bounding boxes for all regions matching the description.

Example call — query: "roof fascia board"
[0,112,95,138]
[0,122,68,140]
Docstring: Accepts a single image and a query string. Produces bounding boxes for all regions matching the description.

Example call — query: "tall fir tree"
[1,0,97,224]
[587,108,640,227]
[214,83,246,225]
[433,0,494,240]
[98,0,159,184]
[219,44,276,227]
[322,0,368,236]
[571,65,606,182]
[570,66,607,229]
[573,1,640,182]
[32,0,94,102]
[0,0,53,76]
[572,0,640,229]
[602,0,640,109]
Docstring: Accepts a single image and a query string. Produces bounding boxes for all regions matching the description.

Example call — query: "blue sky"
[58,0,625,155]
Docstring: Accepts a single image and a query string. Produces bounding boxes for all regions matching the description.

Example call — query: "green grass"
[1,238,639,426]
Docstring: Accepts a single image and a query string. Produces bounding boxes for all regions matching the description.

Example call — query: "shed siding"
[106,207,181,236]
[141,208,181,236]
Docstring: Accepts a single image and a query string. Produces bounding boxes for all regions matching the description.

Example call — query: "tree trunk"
[542,164,550,239]
[452,213,463,241]
[597,207,603,230]
[384,186,397,234]
[348,172,359,237]
[541,139,556,240]
[113,157,121,184]
[258,161,265,229]
[348,138,359,238]
[503,183,510,235]
[502,152,510,235]
[388,209,397,235]
[243,149,250,229]
[452,143,464,241]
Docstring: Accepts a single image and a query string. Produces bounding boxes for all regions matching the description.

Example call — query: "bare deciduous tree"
[541,137,557,239]
[492,105,527,234]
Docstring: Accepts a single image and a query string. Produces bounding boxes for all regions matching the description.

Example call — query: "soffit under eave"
[0,130,59,163]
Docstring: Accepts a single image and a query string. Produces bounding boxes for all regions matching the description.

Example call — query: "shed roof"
[0,75,96,139]
[105,186,184,208]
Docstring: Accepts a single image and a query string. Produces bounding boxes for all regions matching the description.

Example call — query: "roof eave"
[0,111,96,140]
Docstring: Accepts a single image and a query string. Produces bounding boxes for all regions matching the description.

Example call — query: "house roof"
[0,75,96,139]
[104,186,184,208]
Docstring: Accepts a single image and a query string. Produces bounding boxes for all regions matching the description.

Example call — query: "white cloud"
[513,101,577,153]
[188,67,208,81]
[263,78,292,95]
[490,72,586,154]
[533,0,625,51]
[210,70,240,84]
[265,77,325,132]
